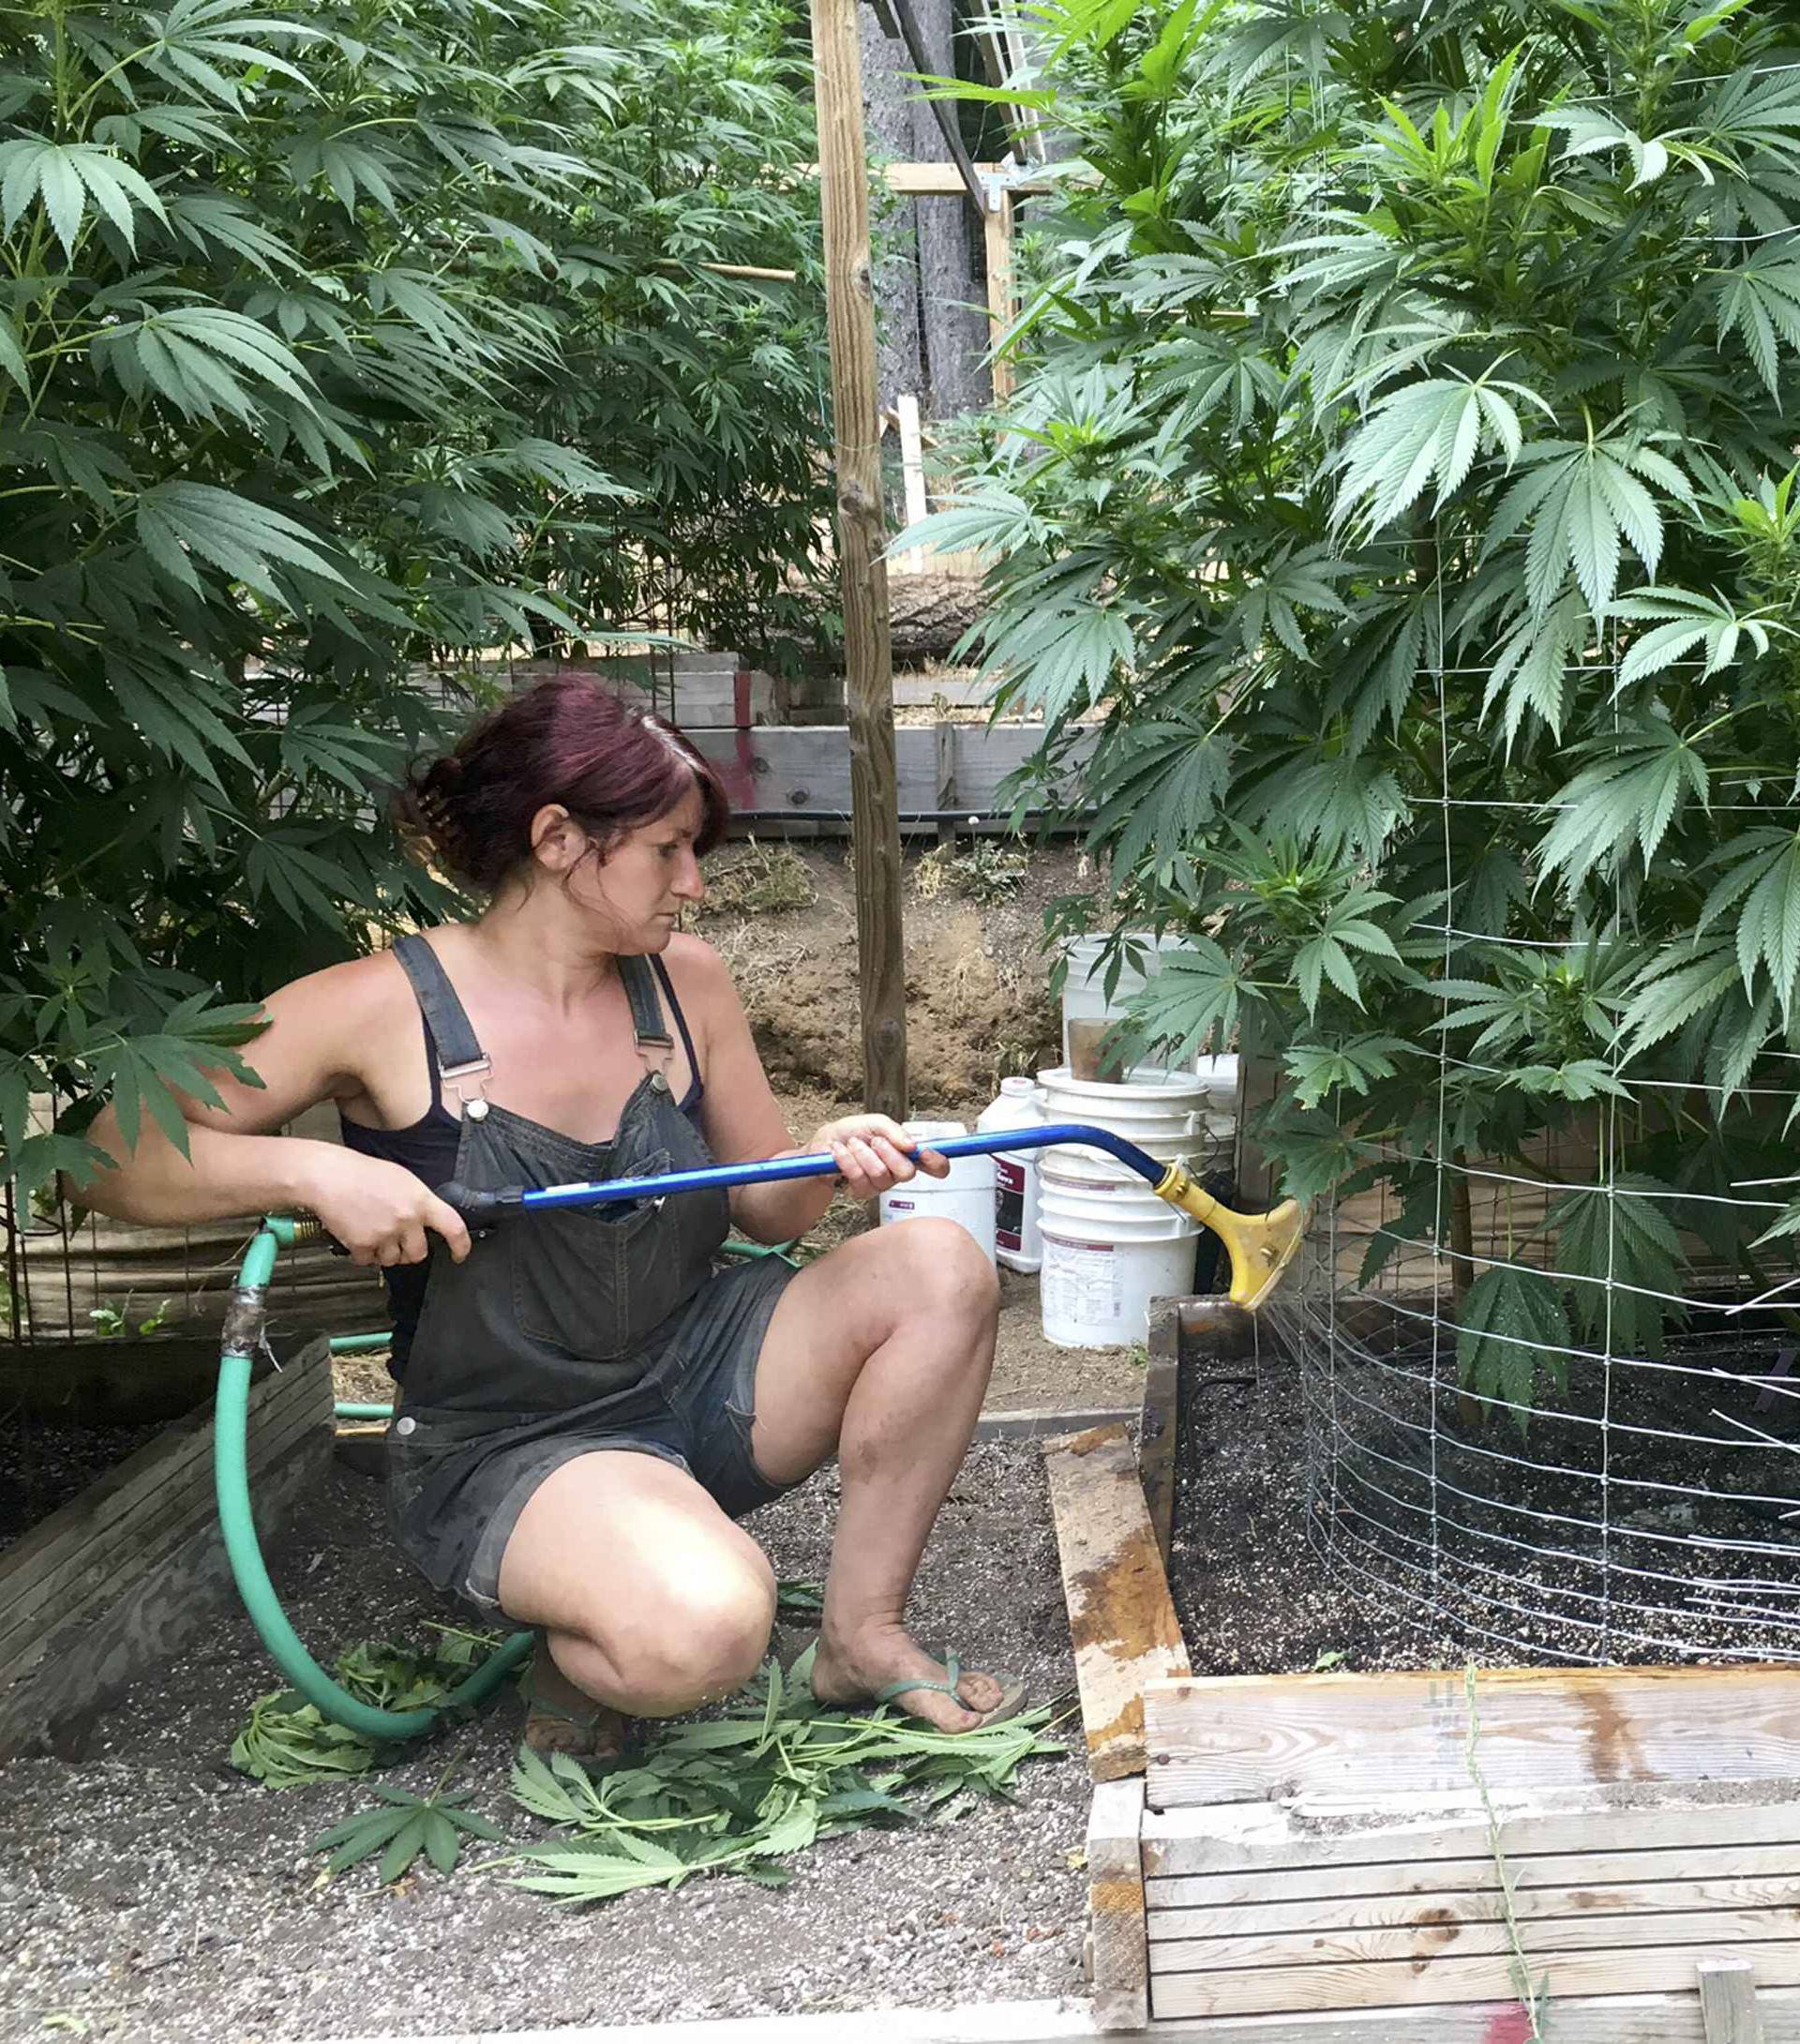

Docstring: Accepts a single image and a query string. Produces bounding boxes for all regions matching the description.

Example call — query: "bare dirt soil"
[1169,1329,1800,1677]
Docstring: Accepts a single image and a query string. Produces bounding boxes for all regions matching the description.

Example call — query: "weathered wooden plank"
[689,727,939,817]
[1154,1906,1800,1976]
[316,1986,1800,2044]
[948,723,1096,812]
[1151,1865,1800,1935]
[1145,1665,1800,1810]
[1702,1956,1767,2044]
[1150,1937,1800,2021]
[1146,1990,1800,2042]
[1139,1300,1182,1564]
[972,1405,1141,1442]
[0,1338,333,1760]
[1088,1776,1149,2032]
[985,189,1017,400]
[0,1345,326,1638]
[1043,1422,1190,1782]
[0,1390,322,1660]
[1142,1791,1800,1879]
[894,392,928,571]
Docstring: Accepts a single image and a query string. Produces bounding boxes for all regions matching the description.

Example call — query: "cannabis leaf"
[311,1786,505,1882]
[1456,1267,1572,1435]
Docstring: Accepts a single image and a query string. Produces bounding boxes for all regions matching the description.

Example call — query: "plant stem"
[1462,1664,1547,2040]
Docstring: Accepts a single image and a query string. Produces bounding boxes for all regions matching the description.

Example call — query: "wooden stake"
[809,0,908,1118]
[1701,1958,1766,2044]
[895,392,929,569]
[984,188,1017,399]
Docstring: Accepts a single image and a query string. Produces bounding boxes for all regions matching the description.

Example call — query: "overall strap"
[392,934,491,1111]
[618,954,675,1087]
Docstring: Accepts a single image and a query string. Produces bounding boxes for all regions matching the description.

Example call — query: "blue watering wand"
[434,1120,1308,1314]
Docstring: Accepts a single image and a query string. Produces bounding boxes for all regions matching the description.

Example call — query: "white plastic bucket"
[877,1120,996,1262]
[1192,1054,1241,1114]
[1036,1064,1217,1182]
[1060,932,1193,1075]
[976,1077,1044,1274]
[1038,1164,1200,1348]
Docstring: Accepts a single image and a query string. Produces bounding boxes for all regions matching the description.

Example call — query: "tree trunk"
[862,15,924,415]
[857,0,990,421]
[887,571,990,664]
[908,0,989,418]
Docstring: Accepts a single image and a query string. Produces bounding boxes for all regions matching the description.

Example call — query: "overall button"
[395,1415,417,1436]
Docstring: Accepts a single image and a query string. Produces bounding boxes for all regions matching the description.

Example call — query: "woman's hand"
[301,1149,472,1268]
[808,1115,951,1205]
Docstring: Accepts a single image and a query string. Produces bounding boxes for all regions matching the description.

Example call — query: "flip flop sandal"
[522,1691,629,1764]
[871,1652,1029,1733]
[522,1645,628,1763]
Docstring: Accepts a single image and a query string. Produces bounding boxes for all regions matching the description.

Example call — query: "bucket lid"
[1037,1063,1212,1102]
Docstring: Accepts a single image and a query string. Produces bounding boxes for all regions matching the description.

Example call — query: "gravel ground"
[0,1442,1088,2044]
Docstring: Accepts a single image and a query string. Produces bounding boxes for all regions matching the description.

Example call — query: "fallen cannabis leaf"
[505,1656,1063,1905]
[231,1632,507,1786]
[310,1786,506,1883]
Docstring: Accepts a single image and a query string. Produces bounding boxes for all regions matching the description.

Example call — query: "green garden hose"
[215,1218,532,1740]
[222,1225,799,1735]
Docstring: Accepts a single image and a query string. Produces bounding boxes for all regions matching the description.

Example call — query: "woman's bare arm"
[71,955,470,1265]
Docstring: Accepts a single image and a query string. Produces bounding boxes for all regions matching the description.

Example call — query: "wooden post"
[984,188,1017,400]
[810,0,908,1118]
[895,391,929,568]
[1700,1958,1765,2044]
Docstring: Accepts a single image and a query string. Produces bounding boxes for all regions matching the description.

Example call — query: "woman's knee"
[603,1556,776,1716]
[880,1216,1000,1327]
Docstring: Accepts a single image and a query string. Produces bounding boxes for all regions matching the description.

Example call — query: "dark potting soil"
[1170,1320,1800,1675]
[0,1416,170,1551]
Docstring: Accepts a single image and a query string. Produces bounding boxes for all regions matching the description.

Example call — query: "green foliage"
[916,836,1032,904]
[231,1629,507,1785]
[266,1635,1061,1903]
[86,1295,174,1339]
[925,0,1800,1419]
[505,1646,1063,1903]
[311,1783,505,1882]
[0,0,828,1205]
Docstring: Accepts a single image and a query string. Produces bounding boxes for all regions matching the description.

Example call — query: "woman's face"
[561,781,708,953]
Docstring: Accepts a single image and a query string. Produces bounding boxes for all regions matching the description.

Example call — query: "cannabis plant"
[922,0,1800,1418]
[0,0,828,1210]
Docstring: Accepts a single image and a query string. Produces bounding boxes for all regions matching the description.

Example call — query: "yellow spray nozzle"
[1154,1164,1309,1311]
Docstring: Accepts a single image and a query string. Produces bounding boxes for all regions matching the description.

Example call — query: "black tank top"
[339,950,705,1371]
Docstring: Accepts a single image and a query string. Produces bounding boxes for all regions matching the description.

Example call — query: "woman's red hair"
[397,674,729,891]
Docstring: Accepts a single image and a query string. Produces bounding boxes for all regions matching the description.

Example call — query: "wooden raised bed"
[1044,1300,1800,2041]
[0,1330,332,1759]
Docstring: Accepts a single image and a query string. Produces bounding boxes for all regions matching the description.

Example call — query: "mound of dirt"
[702,843,1085,1114]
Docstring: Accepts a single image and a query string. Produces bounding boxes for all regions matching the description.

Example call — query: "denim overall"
[380,935,797,1612]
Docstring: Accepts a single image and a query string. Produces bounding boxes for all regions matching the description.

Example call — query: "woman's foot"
[809,1623,1015,1734]
[524,1639,628,1760]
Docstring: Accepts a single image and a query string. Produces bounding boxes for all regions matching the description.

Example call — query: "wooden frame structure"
[1040,1302,1800,2040]
[0,1333,332,1760]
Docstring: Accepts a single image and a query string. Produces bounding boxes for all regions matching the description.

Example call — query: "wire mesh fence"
[1266,582,1800,1666]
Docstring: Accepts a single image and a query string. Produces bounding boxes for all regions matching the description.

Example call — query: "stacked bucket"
[1035,935,1237,1347]
[874,933,1238,1349]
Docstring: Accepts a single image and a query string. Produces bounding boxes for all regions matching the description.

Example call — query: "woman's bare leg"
[745,1217,1001,1732]
[496,1450,776,1720]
